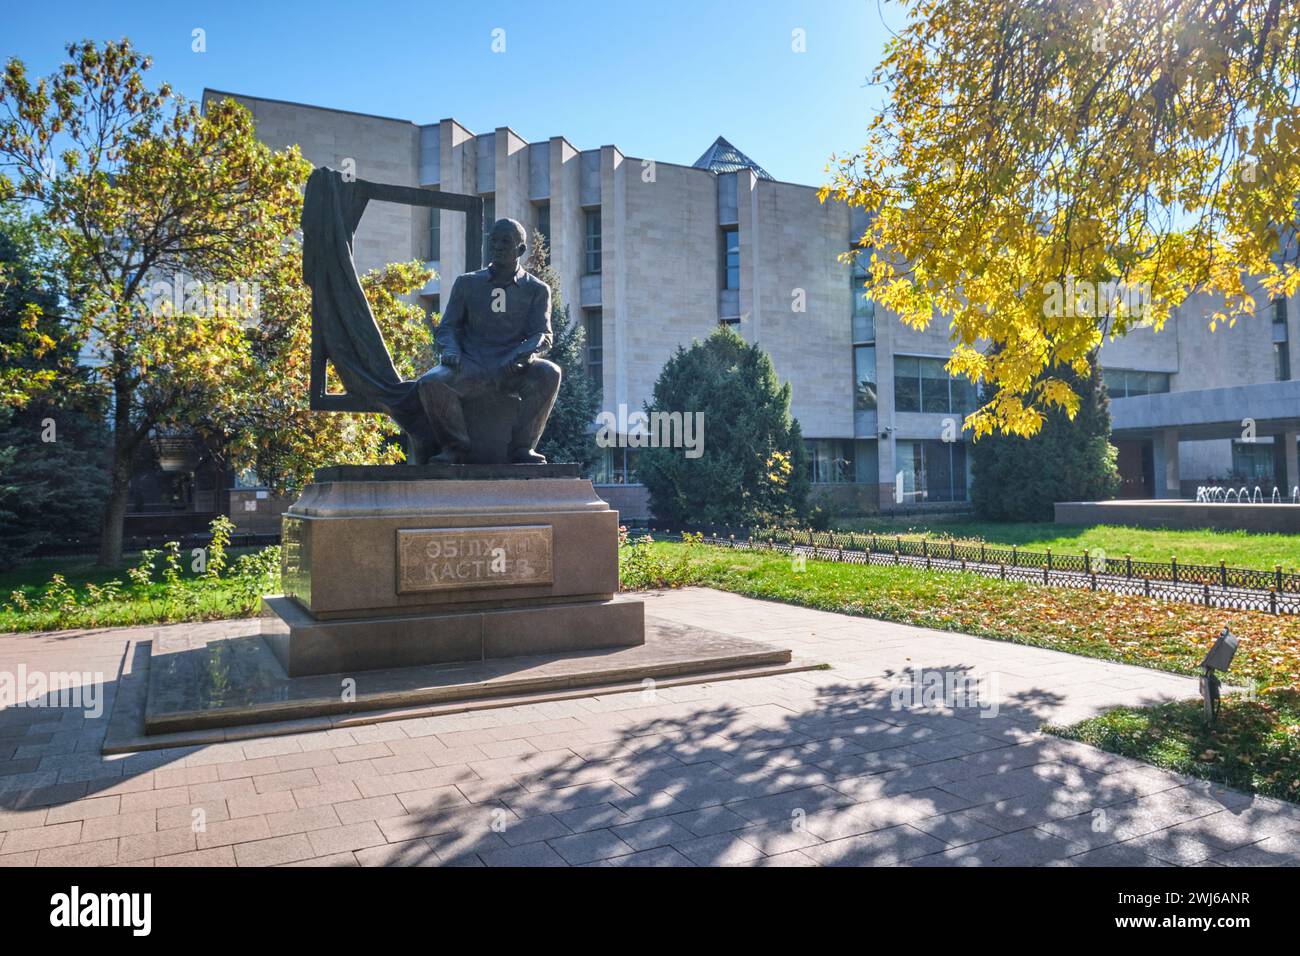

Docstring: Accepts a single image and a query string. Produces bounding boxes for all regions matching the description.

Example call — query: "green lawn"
[0,549,255,594]
[0,546,278,633]
[621,540,1300,689]
[829,516,1300,572]
[1048,690,1300,802]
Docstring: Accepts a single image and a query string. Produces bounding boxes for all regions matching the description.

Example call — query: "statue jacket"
[435,265,552,370]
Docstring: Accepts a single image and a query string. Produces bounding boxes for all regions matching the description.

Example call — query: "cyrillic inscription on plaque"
[396,525,553,593]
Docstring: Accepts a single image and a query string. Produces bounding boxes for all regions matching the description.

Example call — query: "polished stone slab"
[261,594,645,677]
[281,477,622,618]
[141,615,800,737]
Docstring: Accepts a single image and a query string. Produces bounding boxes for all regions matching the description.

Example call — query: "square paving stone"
[547,829,635,864]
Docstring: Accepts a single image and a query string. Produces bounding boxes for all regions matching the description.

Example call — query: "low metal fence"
[637,524,1300,615]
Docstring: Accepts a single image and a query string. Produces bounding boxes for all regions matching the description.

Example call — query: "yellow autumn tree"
[0,40,439,565]
[823,0,1300,437]
[217,253,436,493]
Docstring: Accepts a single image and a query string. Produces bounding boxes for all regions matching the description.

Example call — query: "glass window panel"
[950,376,975,415]
[854,345,877,410]
[536,202,550,245]
[854,439,878,485]
[950,441,968,502]
[805,439,854,484]
[920,358,951,413]
[592,448,613,484]
[723,229,740,290]
[832,441,854,483]
[585,310,603,392]
[852,282,875,342]
[852,307,874,344]
[927,441,955,502]
[805,440,824,483]
[1232,441,1275,481]
[895,440,922,502]
[585,209,602,274]
[895,356,921,412]
[481,196,495,264]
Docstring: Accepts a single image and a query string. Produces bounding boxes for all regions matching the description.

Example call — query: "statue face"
[488,219,527,273]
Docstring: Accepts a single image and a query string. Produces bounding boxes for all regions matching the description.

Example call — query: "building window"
[854,345,877,410]
[535,202,550,247]
[895,439,968,503]
[852,265,875,344]
[1231,440,1275,482]
[1275,343,1291,381]
[803,439,879,485]
[419,294,439,324]
[852,256,877,412]
[584,209,602,274]
[427,208,440,261]
[481,195,496,265]
[593,447,638,484]
[805,439,856,483]
[721,228,740,290]
[584,309,603,393]
[894,356,973,414]
[855,438,879,485]
[1274,297,1290,381]
[1102,368,1171,398]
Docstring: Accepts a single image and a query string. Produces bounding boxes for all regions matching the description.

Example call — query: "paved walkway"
[1,587,1297,867]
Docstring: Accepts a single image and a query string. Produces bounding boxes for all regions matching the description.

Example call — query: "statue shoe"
[432,447,467,465]
[407,432,437,466]
[509,449,547,464]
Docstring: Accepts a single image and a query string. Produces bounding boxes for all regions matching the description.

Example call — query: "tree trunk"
[96,449,133,567]
[96,372,143,568]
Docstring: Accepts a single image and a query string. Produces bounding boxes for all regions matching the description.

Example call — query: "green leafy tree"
[214,253,435,494]
[0,40,310,565]
[0,203,108,567]
[524,234,599,470]
[971,360,1120,521]
[637,325,809,526]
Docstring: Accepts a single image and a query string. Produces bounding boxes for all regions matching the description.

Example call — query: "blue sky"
[3,0,899,186]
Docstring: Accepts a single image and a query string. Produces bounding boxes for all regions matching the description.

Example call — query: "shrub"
[636,326,810,526]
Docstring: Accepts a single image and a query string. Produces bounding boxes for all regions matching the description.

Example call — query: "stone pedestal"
[261,463,645,677]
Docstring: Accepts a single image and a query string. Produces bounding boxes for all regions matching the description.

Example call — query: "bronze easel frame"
[309,181,484,412]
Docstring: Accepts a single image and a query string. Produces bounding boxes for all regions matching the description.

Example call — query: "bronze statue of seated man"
[414,218,561,465]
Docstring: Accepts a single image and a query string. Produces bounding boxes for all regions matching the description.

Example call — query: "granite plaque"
[396,525,553,593]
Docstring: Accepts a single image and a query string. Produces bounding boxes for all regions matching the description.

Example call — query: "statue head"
[487,218,527,274]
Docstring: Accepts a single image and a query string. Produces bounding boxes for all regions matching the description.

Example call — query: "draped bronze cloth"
[301,167,416,415]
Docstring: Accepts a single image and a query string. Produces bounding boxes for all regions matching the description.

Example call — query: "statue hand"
[441,351,461,369]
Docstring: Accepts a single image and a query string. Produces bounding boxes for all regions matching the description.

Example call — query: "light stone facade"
[205,89,1299,515]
